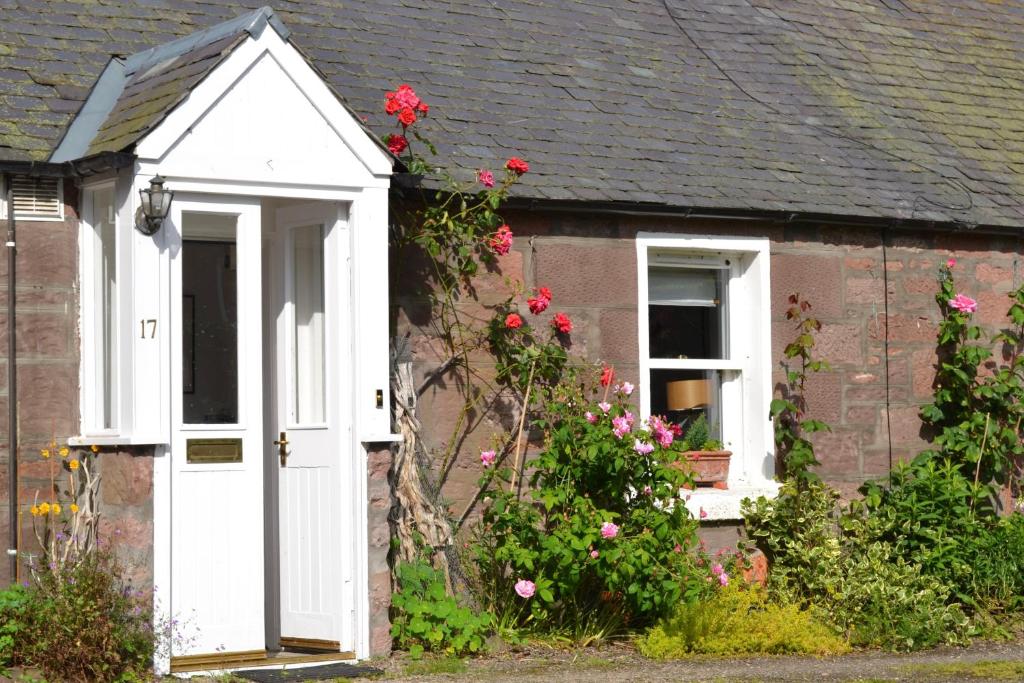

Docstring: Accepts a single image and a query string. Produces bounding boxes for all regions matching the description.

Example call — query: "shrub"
[637,583,848,658]
[17,549,153,682]
[391,558,491,658]
[470,375,703,633]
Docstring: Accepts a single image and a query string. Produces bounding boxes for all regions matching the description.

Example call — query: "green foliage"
[16,549,154,682]
[771,294,831,489]
[470,374,702,633]
[915,264,1024,510]
[390,558,491,658]
[743,483,970,652]
[0,584,28,672]
[637,583,848,658]
[680,413,721,451]
[824,540,969,651]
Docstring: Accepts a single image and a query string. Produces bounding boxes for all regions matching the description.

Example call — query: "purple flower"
[514,579,536,598]
[601,522,619,539]
[719,572,730,587]
[643,485,653,496]
[711,563,724,576]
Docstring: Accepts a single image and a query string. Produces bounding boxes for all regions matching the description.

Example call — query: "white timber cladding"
[636,233,778,519]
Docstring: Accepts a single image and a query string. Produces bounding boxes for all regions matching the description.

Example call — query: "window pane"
[91,188,116,429]
[182,213,238,424]
[292,224,326,424]
[649,368,722,444]
[648,267,726,359]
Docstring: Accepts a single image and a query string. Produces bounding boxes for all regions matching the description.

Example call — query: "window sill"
[360,433,403,443]
[67,435,167,447]
[682,481,780,521]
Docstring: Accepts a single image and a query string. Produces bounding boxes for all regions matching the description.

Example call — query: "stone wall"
[396,209,1023,508]
[366,443,393,656]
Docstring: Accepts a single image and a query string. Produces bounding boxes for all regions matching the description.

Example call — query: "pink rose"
[598,401,611,413]
[699,507,708,519]
[480,450,496,467]
[947,257,957,268]
[643,485,653,495]
[624,411,635,426]
[612,416,631,439]
[600,522,619,539]
[489,224,513,256]
[949,293,977,313]
[618,381,635,396]
[711,563,723,576]
[673,543,683,553]
[590,550,599,559]
[719,572,729,587]
[585,411,597,424]
[478,169,495,188]
[514,579,536,598]
[634,439,654,455]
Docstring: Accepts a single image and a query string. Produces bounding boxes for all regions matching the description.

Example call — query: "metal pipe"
[5,173,16,585]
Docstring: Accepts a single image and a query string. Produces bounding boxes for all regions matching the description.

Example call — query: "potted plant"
[678,414,731,490]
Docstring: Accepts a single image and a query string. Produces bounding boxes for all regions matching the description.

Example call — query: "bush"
[638,583,848,657]
[470,377,702,633]
[16,549,153,682]
[743,481,971,651]
[391,558,491,658]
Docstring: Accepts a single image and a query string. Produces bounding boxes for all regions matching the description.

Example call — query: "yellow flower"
[70,503,79,514]
[59,447,69,458]
[51,503,61,515]
[38,502,50,515]
[30,505,40,516]
[90,445,100,453]
[40,448,50,459]
[68,459,80,471]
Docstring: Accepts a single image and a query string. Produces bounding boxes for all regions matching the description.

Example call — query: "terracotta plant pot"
[675,450,732,490]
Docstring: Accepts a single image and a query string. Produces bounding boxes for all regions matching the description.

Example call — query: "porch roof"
[3,1,1024,228]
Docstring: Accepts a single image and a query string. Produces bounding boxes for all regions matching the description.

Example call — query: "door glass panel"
[292,224,326,424]
[182,213,239,424]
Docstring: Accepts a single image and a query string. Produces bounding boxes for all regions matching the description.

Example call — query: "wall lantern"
[135,175,174,235]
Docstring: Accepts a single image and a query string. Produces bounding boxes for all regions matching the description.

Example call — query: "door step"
[170,649,356,673]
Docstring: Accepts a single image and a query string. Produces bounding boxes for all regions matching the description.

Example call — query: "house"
[1,0,1022,673]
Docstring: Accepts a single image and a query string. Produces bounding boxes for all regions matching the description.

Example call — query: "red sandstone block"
[810,429,862,477]
[975,262,1014,288]
[845,257,879,271]
[598,309,639,366]
[770,253,843,318]
[534,240,637,307]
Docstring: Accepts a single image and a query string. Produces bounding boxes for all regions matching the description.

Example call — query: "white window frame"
[79,181,120,437]
[636,233,777,519]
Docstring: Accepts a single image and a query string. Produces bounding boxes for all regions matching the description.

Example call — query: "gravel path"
[354,639,1024,682]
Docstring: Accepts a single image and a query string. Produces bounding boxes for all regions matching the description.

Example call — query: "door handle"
[274,431,289,467]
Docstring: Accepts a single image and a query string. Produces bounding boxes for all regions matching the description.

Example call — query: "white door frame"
[151,182,389,674]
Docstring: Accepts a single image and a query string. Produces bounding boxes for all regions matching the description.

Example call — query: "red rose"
[505,157,529,175]
[505,313,523,329]
[527,295,549,315]
[488,224,513,256]
[600,365,614,387]
[538,286,552,301]
[397,107,417,127]
[386,134,408,155]
[384,98,400,115]
[417,101,429,114]
[552,312,572,334]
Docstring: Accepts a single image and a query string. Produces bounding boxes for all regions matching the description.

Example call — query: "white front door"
[271,203,352,652]
[169,196,265,656]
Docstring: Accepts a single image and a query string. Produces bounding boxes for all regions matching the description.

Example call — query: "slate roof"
[1,1,1024,227]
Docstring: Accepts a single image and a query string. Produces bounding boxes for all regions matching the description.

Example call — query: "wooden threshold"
[170,649,356,673]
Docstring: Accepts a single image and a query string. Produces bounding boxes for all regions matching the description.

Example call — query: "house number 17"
[140,319,157,338]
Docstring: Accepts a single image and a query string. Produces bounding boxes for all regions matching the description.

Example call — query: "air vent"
[11,176,62,219]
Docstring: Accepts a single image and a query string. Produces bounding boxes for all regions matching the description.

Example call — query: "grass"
[400,657,468,676]
[900,660,1024,680]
